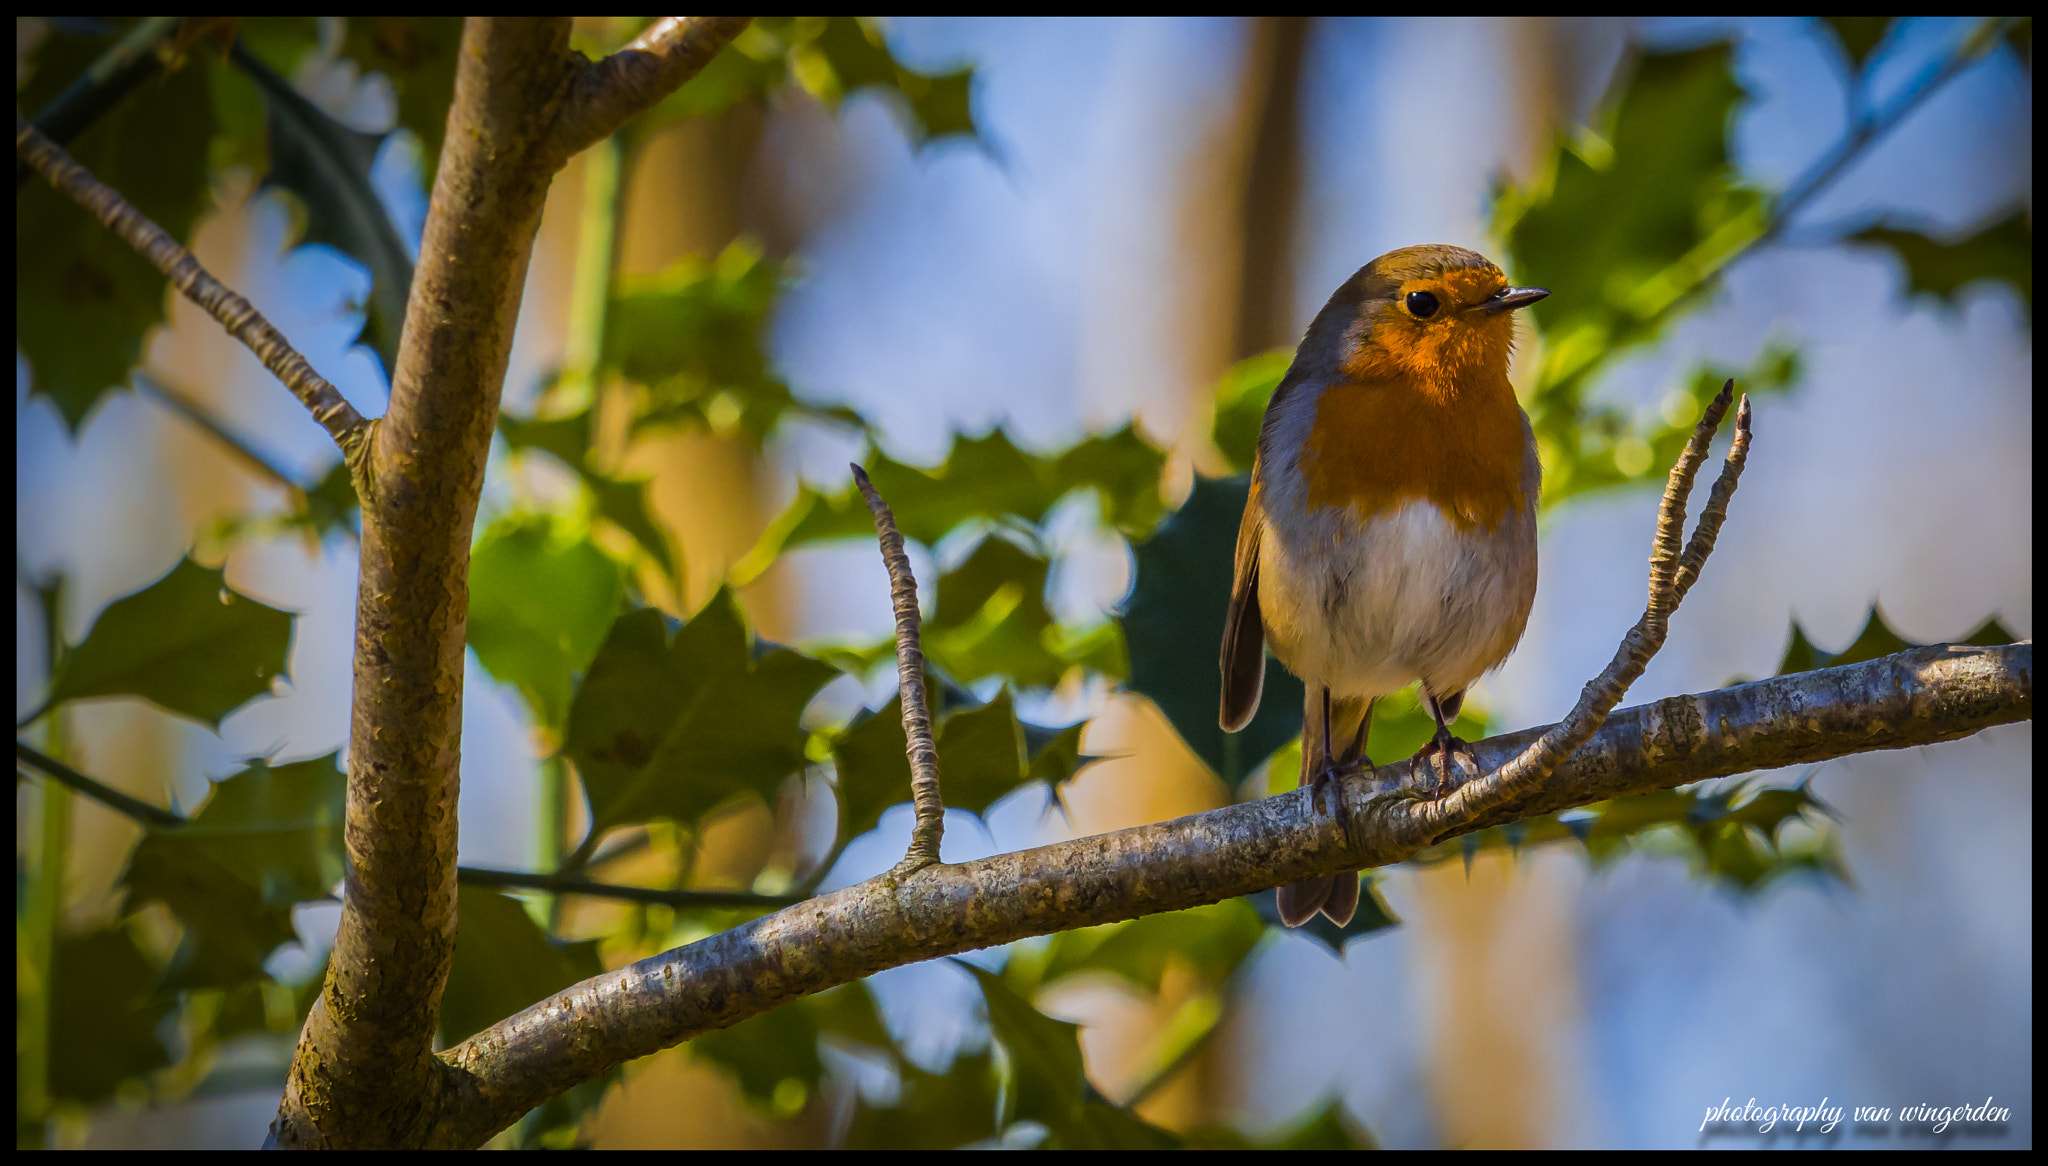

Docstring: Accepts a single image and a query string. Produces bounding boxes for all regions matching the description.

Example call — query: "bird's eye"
[1405,290,1440,319]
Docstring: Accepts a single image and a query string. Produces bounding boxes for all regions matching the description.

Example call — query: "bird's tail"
[1276,692,1372,928]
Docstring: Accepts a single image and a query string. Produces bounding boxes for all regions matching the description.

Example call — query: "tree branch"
[270,16,752,1147]
[268,18,578,1149]
[852,464,945,875]
[14,113,372,459]
[549,16,754,163]
[425,641,2028,1147]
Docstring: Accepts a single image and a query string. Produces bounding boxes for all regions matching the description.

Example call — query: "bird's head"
[1307,244,1547,393]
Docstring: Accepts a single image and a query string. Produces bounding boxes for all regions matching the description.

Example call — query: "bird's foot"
[1309,754,1369,827]
[1412,733,1477,797]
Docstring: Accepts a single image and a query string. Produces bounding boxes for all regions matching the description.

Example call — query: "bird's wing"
[1219,473,1267,732]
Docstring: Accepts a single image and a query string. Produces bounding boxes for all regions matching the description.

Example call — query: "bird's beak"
[1480,285,1549,314]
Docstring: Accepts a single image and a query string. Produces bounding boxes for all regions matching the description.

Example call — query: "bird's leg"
[1310,690,1370,831]
[1415,688,1477,795]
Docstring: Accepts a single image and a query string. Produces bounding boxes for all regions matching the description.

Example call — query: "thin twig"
[134,373,304,495]
[454,866,803,911]
[1400,381,1749,840]
[14,113,372,461]
[851,463,945,875]
[16,739,187,829]
[13,744,796,912]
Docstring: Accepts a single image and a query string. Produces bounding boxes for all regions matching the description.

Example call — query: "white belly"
[1257,498,1536,701]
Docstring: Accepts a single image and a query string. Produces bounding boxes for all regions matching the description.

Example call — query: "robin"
[1219,244,1545,928]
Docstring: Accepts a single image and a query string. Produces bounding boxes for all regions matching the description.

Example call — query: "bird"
[1219,244,1545,928]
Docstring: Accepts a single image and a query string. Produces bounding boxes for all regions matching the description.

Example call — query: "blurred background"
[16,16,2031,1148]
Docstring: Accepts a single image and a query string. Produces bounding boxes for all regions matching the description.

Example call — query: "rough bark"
[426,641,2028,1148]
[270,17,749,1148]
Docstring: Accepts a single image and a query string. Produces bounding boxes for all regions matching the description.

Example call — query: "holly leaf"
[120,753,344,990]
[926,534,1059,686]
[691,996,824,1113]
[1034,899,1266,994]
[751,426,1166,566]
[832,687,1059,841]
[43,556,293,728]
[1849,211,2032,315]
[17,26,218,430]
[935,690,1028,817]
[604,242,813,441]
[846,1047,1001,1150]
[1773,604,2008,676]
[960,962,1179,1149]
[1120,475,1303,785]
[440,885,602,1046]
[1209,349,1294,475]
[1498,40,1772,502]
[564,594,839,833]
[960,962,1084,1127]
[468,516,625,729]
[500,408,679,580]
[47,928,176,1104]
[832,694,913,843]
[787,17,979,147]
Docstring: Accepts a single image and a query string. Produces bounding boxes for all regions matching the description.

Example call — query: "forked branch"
[1370,380,1750,849]
[851,464,946,874]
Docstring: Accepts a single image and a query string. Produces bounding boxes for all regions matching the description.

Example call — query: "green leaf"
[235,44,414,377]
[832,694,915,842]
[1033,899,1266,994]
[1209,349,1294,474]
[564,593,839,833]
[17,28,218,430]
[44,556,293,728]
[691,998,824,1113]
[846,1047,1002,1150]
[936,690,1028,816]
[604,242,812,442]
[832,688,1064,841]
[808,980,893,1050]
[1820,17,1893,72]
[500,407,680,580]
[1775,605,1923,676]
[636,17,980,149]
[468,516,626,728]
[959,963,1179,1149]
[1120,475,1303,784]
[47,927,176,1104]
[1498,39,1772,503]
[1413,778,1845,897]
[339,16,464,183]
[755,426,1167,562]
[925,535,1064,687]
[1849,212,2032,315]
[119,753,346,990]
[792,17,979,147]
[959,962,1084,1127]
[441,885,602,1046]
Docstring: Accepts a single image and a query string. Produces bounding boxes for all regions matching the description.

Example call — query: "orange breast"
[1300,371,1528,530]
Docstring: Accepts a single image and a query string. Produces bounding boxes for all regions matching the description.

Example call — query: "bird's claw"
[1412,735,1477,797]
